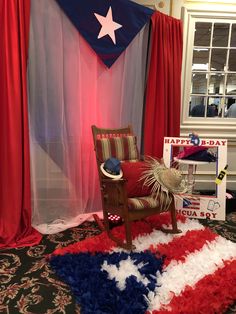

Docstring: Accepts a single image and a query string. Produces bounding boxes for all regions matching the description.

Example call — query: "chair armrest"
[101,178,126,185]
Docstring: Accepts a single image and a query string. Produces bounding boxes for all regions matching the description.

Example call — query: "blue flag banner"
[55,0,154,68]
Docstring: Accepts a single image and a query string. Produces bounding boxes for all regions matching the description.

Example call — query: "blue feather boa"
[50,251,164,314]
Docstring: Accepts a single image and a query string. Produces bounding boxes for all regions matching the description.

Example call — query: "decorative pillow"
[121,161,152,198]
[96,136,139,162]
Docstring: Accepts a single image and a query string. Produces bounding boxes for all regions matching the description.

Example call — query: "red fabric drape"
[0,0,42,248]
[144,11,183,158]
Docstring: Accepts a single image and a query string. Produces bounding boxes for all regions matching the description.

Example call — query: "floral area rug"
[49,213,236,314]
[0,221,101,314]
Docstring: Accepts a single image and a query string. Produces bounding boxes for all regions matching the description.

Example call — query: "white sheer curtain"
[28,0,149,234]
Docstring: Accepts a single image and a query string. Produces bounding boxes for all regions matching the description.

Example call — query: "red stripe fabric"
[149,260,236,314]
[122,137,130,160]
[109,138,117,158]
[149,228,218,267]
[96,140,104,162]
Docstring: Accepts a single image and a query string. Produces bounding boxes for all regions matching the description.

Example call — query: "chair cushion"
[127,196,159,210]
[121,161,151,197]
[96,136,139,162]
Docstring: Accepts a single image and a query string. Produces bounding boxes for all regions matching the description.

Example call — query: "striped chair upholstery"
[91,125,180,250]
[127,196,159,210]
[95,135,159,210]
[96,135,139,162]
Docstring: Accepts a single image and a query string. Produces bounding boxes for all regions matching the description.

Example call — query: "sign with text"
[163,137,227,221]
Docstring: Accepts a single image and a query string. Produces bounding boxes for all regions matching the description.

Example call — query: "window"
[183,14,236,121]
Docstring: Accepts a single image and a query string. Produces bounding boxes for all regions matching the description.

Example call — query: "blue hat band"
[104,167,119,176]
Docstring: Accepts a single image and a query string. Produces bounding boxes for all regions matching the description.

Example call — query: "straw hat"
[157,167,188,194]
[141,157,187,195]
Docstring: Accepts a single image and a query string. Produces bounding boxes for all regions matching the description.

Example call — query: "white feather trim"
[113,218,204,254]
[146,236,236,311]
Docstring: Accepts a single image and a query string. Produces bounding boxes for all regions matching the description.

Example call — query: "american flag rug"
[49,214,236,314]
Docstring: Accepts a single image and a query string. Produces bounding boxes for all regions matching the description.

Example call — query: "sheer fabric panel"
[28,0,149,233]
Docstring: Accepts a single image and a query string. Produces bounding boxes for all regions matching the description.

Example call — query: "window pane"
[210,49,227,71]
[189,96,206,117]
[228,50,236,71]
[192,49,209,71]
[187,20,236,120]
[191,73,207,94]
[207,97,221,117]
[212,23,229,47]
[208,74,224,94]
[224,98,236,117]
[230,24,236,47]
[194,22,212,46]
[226,74,236,94]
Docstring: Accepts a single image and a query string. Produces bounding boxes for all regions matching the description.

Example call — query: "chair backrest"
[91,125,140,163]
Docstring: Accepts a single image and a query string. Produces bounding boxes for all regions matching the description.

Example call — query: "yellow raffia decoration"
[139,157,172,211]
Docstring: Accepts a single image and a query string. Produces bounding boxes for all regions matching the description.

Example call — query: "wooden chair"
[91,125,181,250]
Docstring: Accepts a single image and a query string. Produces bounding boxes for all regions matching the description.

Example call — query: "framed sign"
[163,137,227,220]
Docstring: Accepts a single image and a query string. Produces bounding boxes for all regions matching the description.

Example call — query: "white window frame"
[181,8,236,140]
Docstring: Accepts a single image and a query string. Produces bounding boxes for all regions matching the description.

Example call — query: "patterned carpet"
[0,213,235,314]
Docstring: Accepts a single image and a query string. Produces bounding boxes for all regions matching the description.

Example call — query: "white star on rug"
[101,256,150,290]
[94,6,122,44]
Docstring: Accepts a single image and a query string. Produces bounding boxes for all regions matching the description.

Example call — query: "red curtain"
[144,11,183,158]
[0,0,42,248]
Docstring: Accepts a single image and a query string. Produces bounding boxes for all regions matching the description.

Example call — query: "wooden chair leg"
[93,214,105,231]
[93,210,110,232]
[93,210,135,250]
[170,200,182,233]
[123,219,135,250]
[103,210,110,231]
[161,196,182,234]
